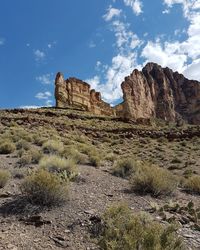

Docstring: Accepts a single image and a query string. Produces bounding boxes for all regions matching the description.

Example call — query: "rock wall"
[55,72,115,116]
[119,63,200,124]
[55,63,200,124]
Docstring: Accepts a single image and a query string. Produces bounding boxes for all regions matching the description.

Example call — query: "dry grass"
[39,155,78,180]
[0,140,16,154]
[21,169,69,206]
[0,169,11,188]
[184,175,200,194]
[42,139,64,155]
[130,163,178,197]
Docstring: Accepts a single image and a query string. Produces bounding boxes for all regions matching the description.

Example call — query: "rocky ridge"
[55,62,200,124]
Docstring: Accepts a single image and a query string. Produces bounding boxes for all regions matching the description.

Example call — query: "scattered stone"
[22,215,52,227]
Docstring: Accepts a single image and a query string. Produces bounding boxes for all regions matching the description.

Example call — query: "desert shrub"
[16,139,30,151]
[112,158,140,178]
[21,169,68,206]
[32,134,46,146]
[0,140,16,154]
[99,204,185,250]
[89,153,101,167]
[42,140,64,155]
[39,155,78,180]
[29,148,43,164]
[17,148,25,158]
[62,146,88,164]
[79,144,101,167]
[130,164,178,197]
[11,128,32,142]
[171,157,182,164]
[104,153,116,162]
[157,136,168,143]
[0,170,11,188]
[18,153,32,166]
[184,175,200,194]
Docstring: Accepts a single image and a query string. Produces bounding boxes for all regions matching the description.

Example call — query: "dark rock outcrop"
[116,63,200,124]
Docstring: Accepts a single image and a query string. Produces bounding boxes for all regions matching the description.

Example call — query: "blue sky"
[0,0,199,108]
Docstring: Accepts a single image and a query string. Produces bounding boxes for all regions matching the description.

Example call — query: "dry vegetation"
[0,107,199,249]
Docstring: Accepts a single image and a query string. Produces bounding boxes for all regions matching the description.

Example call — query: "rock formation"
[55,72,114,116]
[117,63,200,124]
[55,63,200,124]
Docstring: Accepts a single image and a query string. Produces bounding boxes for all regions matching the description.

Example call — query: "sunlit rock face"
[55,63,200,124]
[55,73,115,116]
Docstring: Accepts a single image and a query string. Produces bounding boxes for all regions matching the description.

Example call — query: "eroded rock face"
[55,73,114,116]
[117,63,200,124]
[55,63,200,124]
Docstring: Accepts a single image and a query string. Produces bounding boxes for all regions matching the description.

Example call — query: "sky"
[0,0,200,108]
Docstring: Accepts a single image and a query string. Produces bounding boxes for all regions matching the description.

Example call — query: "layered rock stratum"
[55,72,114,116]
[55,63,200,124]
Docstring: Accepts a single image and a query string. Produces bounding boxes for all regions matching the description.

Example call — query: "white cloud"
[35,91,52,100]
[20,105,40,109]
[86,10,142,103]
[162,9,170,14]
[45,100,53,107]
[123,0,143,16]
[183,58,200,81]
[89,41,96,48]
[34,49,45,61]
[85,76,100,90]
[111,20,142,52]
[36,74,52,84]
[141,41,187,72]
[0,38,5,46]
[103,6,122,21]
[141,1,200,80]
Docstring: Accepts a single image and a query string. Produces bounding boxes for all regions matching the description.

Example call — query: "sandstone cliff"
[117,63,200,124]
[55,63,200,124]
[55,72,114,116]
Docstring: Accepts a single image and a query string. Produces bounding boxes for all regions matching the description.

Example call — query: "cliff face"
[118,63,200,124]
[55,72,114,116]
[55,63,200,124]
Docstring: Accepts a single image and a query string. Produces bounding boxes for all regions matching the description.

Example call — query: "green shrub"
[21,169,68,206]
[42,140,64,154]
[0,140,16,154]
[112,158,140,178]
[0,169,11,188]
[184,175,200,194]
[99,204,185,250]
[130,164,178,197]
[39,155,78,180]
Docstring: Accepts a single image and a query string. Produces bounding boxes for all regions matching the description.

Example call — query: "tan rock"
[55,63,200,124]
[55,73,114,116]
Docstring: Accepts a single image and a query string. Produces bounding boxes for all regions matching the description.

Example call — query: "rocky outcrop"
[55,73,114,116]
[116,63,200,124]
[55,63,200,124]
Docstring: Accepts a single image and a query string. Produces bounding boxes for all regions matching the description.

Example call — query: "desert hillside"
[0,107,199,249]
